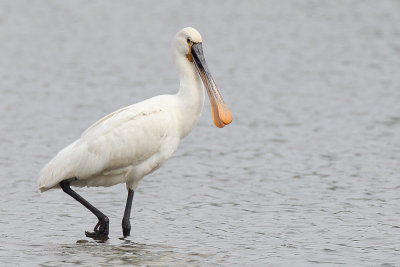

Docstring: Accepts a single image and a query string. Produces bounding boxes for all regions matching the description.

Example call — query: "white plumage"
[39,97,178,191]
[38,27,231,239]
[38,27,231,193]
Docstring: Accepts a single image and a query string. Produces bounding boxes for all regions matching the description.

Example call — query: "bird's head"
[172,27,232,128]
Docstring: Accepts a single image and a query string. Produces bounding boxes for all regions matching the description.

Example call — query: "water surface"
[0,0,399,266]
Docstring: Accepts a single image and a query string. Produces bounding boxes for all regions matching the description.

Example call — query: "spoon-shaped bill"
[191,43,232,128]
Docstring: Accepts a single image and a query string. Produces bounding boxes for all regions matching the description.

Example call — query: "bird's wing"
[76,104,175,178]
[38,99,177,191]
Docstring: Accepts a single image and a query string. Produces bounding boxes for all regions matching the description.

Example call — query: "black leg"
[59,180,109,240]
[122,189,134,237]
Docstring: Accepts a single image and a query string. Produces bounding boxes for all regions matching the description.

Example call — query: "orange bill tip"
[210,100,232,128]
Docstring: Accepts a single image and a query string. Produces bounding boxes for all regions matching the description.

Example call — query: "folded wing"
[38,100,176,191]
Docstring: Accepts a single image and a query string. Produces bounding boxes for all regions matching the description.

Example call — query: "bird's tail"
[38,141,78,192]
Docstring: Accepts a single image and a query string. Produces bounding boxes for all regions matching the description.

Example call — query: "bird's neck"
[175,57,205,138]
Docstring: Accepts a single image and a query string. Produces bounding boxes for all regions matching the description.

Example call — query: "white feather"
[38,95,180,191]
[38,27,231,193]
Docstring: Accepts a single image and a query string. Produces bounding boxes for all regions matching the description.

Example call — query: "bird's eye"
[186,38,191,43]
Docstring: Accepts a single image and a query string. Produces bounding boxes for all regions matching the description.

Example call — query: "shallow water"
[1,0,399,266]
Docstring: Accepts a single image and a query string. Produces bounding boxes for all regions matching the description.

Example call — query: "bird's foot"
[85,218,109,241]
[122,227,131,238]
[122,219,131,238]
[85,231,108,241]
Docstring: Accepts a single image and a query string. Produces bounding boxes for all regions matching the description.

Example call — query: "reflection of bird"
[38,27,232,240]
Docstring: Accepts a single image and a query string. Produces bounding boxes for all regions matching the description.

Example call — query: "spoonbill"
[38,27,232,240]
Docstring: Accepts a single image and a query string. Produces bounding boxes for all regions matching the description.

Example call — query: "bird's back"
[38,95,180,191]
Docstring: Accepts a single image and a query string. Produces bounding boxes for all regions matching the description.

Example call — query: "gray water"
[1,0,399,266]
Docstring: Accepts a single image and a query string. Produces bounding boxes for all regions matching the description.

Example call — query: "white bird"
[38,27,232,240]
